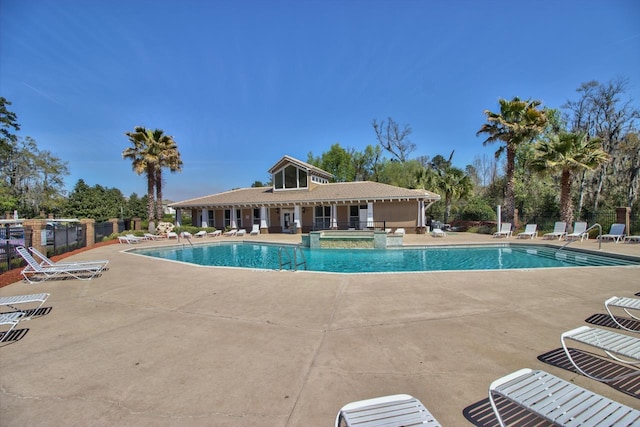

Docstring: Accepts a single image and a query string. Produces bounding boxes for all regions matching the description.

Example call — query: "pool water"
[130,243,640,273]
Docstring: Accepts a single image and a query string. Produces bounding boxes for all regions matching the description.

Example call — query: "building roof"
[267,155,333,180]
[171,181,440,209]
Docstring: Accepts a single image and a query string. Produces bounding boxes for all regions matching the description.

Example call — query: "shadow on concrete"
[537,347,640,398]
[462,395,551,426]
[585,312,640,332]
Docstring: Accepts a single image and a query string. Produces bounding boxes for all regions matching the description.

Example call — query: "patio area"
[1,232,639,426]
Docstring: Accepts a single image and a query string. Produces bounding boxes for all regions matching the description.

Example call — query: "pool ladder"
[278,245,307,271]
[559,223,602,251]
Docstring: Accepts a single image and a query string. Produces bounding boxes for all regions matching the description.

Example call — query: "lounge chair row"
[490,294,639,426]
[335,296,640,426]
[493,221,638,243]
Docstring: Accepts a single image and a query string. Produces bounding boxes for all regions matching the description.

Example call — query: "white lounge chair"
[542,221,567,240]
[489,368,640,427]
[624,235,640,243]
[208,230,222,237]
[335,394,441,427]
[561,325,640,382]
[566,221,588,241]
[29,247,108,270]
[249,224,260,235]
[118,235,143,244]
[431,228,446,237]
[236,229,246,236]
[167,232,179,239]
[17,246,105,284]
[516,224,537,239]
[143,233,166,240]
[194,230,207,238]
[394,228,406,235]
[224,229,237,237]
[598,223,625,243]
[605,296,640,333]
[493,223,512,238]
[0,312,25,343]
[0,293,50,321]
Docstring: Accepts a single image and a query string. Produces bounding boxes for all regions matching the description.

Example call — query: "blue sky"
[1,0,639,202]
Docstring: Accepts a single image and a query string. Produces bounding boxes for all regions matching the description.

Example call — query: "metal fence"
[0,226,32,274]
[45,223,86,256]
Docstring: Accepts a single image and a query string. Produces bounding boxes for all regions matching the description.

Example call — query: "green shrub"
[460,198,496,221]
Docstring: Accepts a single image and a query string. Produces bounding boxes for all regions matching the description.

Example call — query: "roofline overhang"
[171,195,441,210]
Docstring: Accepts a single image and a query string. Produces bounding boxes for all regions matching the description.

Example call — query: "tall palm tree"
[123,127,176,230]
[529,132,609,225]
[477,97,548,223]
[154,136,183,222]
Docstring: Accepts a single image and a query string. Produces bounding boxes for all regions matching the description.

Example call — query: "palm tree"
[437,167,472,224]
[529,132,609,225]
[123,127,177,230]
[417,152,473,224]
[476,97,548,223]
[154,136,183,222]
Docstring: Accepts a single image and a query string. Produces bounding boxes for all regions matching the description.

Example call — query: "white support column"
[260,207,268,229]
[331,204,338,229]
[175,209,182,227]
[294,205,301,232]
[201,210,208,228]
[367,202,374,227]
[231,207,237,229]
[417,201,425,227]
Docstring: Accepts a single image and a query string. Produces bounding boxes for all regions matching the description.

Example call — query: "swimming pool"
[129,243,640,273]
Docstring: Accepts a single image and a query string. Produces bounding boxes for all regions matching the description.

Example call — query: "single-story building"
[170,155,441,234]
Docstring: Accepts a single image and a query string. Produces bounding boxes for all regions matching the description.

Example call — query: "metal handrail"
[559,223,602,251]
[293,245,307,271]
[278,245,307,271]
[278,246,292,270]
[180,233,194,247]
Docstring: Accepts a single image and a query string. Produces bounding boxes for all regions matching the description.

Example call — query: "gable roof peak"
[268,155,333,179]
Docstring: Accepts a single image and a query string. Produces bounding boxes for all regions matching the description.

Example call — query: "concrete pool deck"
[1,232,639,426]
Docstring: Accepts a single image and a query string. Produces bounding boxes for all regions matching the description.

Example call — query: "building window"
[236,209,242,228]
[349,205,360,228]
[274,170,283,189]
[273,164,309,190]
[314,206,331,229]
[299,169,307,187]
[284,165,297,188]
[253,208,260,224]
[208,210,215,227]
